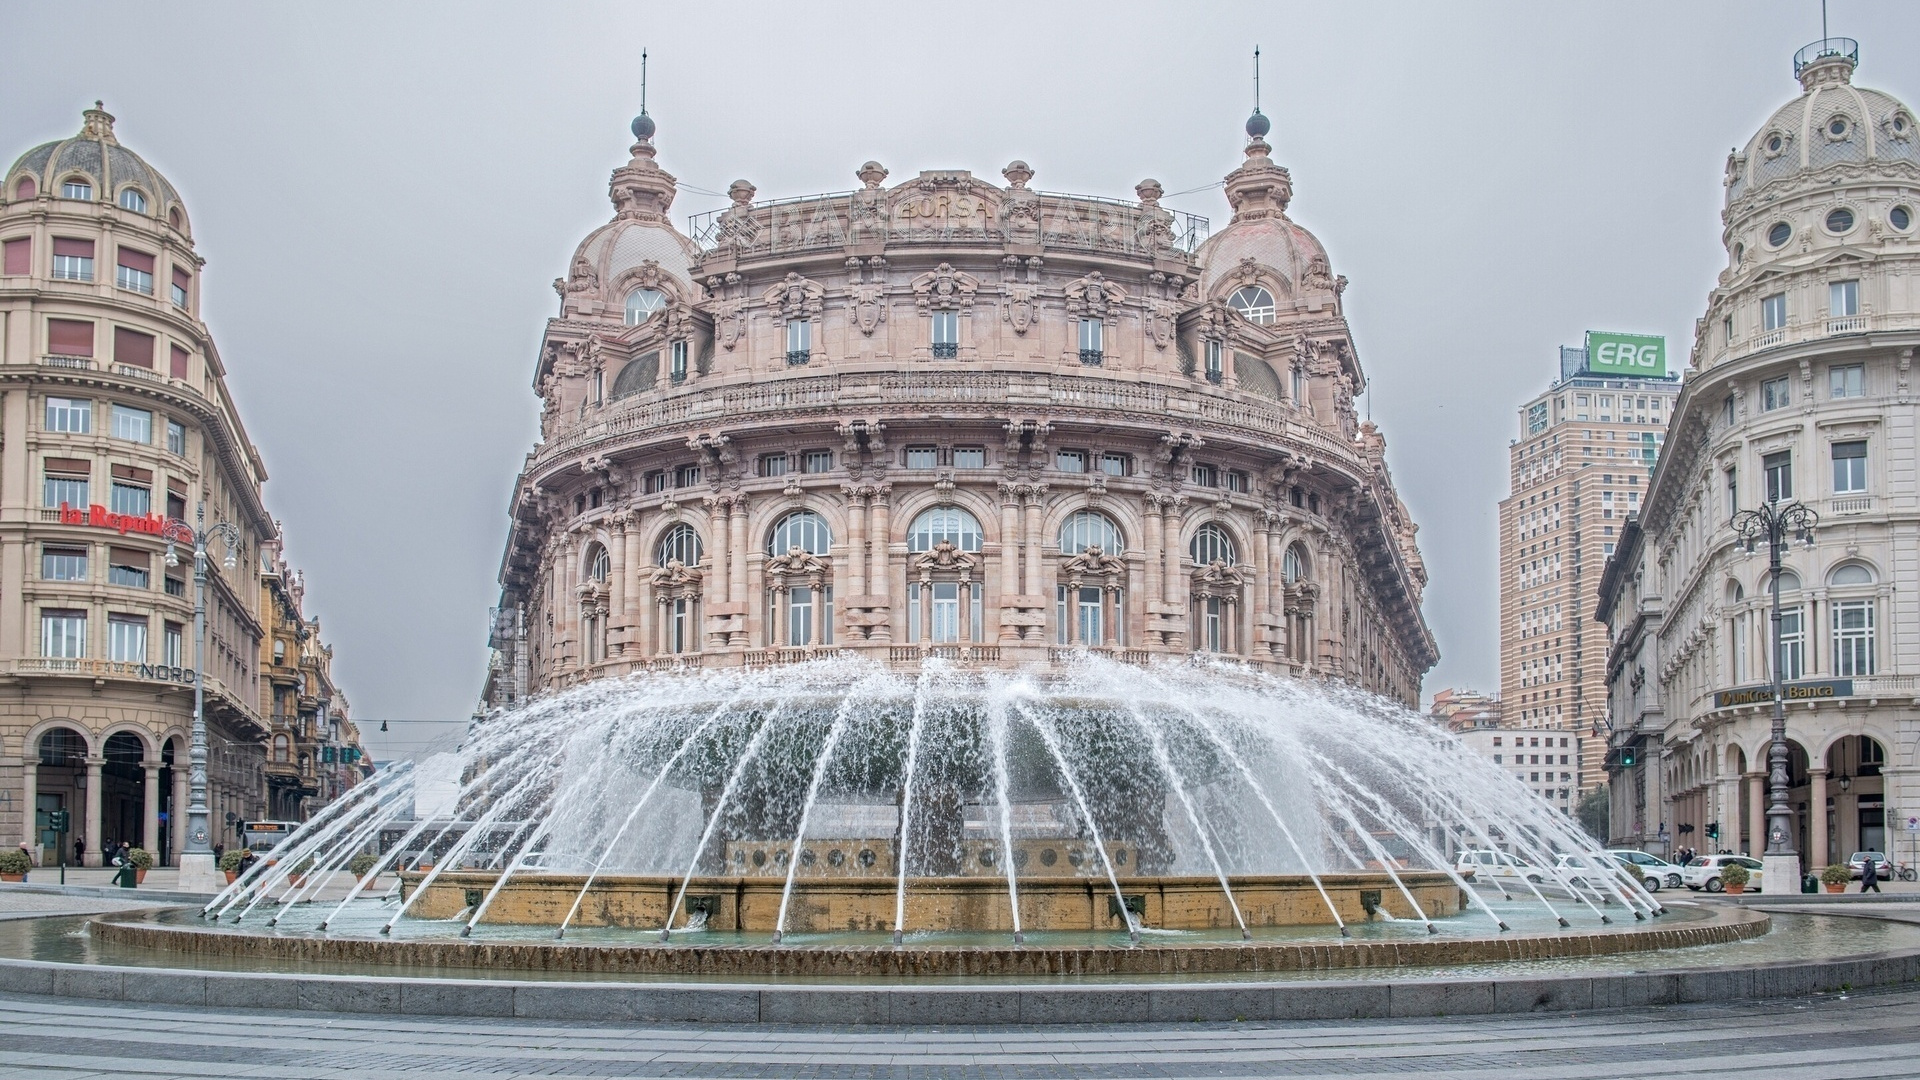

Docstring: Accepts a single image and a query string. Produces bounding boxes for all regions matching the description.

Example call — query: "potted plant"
[218,848,248,884]
[1821,863,1852,893]
[347,853,380,885]
[288,856,316,887]
[1719,862,1750,894]
[0,847,31,882]
[127,847,154,884]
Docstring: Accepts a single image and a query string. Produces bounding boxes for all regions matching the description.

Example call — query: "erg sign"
[1584,331,1667,379]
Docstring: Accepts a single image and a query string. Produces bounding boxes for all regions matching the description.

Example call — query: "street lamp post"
[1730,494,1817,895]
[161,504,242,893]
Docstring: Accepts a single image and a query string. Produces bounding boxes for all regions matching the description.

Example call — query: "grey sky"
[5,2,1913,721]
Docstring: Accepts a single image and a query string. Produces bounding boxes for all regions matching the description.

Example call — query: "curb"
[0,882,217,905]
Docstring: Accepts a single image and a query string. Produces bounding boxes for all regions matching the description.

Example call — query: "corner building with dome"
[484,107,1436,707]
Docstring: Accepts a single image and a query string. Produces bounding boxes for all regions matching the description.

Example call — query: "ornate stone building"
[1599,41,1920,870]
[259,537,365,820]
[0,105,352,865]
[484,105,1435,706]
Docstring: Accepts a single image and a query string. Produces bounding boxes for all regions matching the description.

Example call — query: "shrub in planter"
[218,848,249,883]
[1719,862,1750,893]
[1821,863,1853,891]
[0,847,32,880]
[289,856,316,885]
[127,847,153,883]
[347,853,380,880]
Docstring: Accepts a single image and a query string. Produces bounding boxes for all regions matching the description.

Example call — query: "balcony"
[784,349,812,366]
[1826,315,1870,336]
[39,354,96,371]
[1829,494,1874,515]
[885,645,1001,666]
[114,363,167,384]
[930,342,959,359]
[1078,349,1104,366]
[1756,328,1788,350]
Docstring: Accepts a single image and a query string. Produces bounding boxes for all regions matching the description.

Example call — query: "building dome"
[1193,128,1345,330]
[4,103,189,231]
[1727,44,1918,205]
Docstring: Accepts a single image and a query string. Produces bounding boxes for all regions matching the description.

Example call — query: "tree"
[1576,784,1610,843]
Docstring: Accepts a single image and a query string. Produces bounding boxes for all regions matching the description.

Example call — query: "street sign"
[1584,331,1668,378]
[1905,815,1919,832]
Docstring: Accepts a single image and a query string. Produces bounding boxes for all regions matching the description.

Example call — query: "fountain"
[139,655,1715,978]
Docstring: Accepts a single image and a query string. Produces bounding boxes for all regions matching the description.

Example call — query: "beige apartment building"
[1498,350,1678,808]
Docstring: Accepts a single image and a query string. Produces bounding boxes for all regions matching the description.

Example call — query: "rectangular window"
[905,446,939,469]
[1290,365,1305,403]
[3,237,29,276]
[931,310,959,358]
[1829,280,1859,317]
[1191,463,1218,488]
[802,450,834,473]
[1054,449,1085,473]
[1833,600,1875,677]
[169,344,189,380]
[166,419,186,456]
[1723,395,1735,427]
[1831,440,1867,494]
[1761,376,1791,412]
[644,470,667,494]
[1227,470,1250,493]
[670,340,688,382]
[108,614,147,663]
[1829,363,1864,399]
[40,610,87,659]
[112,404,153,443]
[1763,450,1792,502]
[1098,452,1129,477]
[41,546,87,581]
[108,547,149,589]
[164,576,186,598]
[44,470,88,509]
[674,464,702,488]
[1078,318,1103,365]
[110,482,151,516]
[51,238,94,281]
[1204,340,1223,384]
[1724,467,1738,515]
[166,481,186,522]
[45,397,92,433]
[1723,315,1734,344]
[46,319,94,358]
[116,248,155,294]
[1776,605,1805,681]
[163,622,183,668]
[1762,293,1787,331]
[757,452,790,477]
[785,319,811,365]
[170,267,190,308]
[952,447,986,469]
[113,327,154,369]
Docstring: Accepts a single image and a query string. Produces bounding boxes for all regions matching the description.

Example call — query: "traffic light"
[46,809,69,832]
[1706,822,1720,841]
[1619,747,1637,767]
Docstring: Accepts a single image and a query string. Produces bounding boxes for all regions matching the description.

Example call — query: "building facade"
[1498,349,1678,806]
[0,105,346,866]
[259,537,364,820]
[483,108,1437,706]
[1600,41,1920,872]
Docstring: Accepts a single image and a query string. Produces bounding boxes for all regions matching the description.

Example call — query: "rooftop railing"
[1794,37,1858,76]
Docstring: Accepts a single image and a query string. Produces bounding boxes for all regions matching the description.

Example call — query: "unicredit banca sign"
[1584,331,1667,379]
[56,502,173,536]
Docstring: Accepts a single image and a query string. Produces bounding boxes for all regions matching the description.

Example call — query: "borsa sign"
[57,502,175,537]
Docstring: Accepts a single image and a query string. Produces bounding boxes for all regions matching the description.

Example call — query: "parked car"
[1547,853,1621,890]
[1454,849,1545,883]
[1682,854,1763,892]
[1847,851,1894,880]
[1607,849,1685,890]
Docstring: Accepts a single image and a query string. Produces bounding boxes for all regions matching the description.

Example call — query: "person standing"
[1862,856,1882,894]
[72,837,84,865]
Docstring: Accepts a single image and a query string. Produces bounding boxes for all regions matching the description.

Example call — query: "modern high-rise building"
[1498,342,1679,808]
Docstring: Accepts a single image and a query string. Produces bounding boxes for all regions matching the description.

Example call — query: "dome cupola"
[1725,38,1918,206]
[4,102,190,233]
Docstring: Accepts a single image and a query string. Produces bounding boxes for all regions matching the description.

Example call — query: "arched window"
[907,507,984,644]
[907,507,983,552]
[60,178,92,200]
[273,734,290,763]
[1189,523,1236,566]
[1829,563,1873,586]
[13,176,36,200]
[117,188,147,213]
[586,544,610,582]
[1058,510,1122,555]
[767,511,833,648]
[624,288,666,325]
[769,510,831,556]
[1228,285,1276,325]
[1282,543,1314,665]
[1282,544,1309,583]
[656,524,703,567]
[1770,569,1801,592]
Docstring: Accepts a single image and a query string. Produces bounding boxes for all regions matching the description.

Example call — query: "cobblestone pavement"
[5,984,1920,1079]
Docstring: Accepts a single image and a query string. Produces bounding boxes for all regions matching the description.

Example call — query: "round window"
[1895,115,1910,134]
[1892,206,1913,231]
[1826,208,1855,233]
[1767,221,1791,247]
[1828,116,1849,137]
[1767,135,1783,153]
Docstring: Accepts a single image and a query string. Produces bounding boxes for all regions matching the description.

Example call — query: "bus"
[242,820,302,853]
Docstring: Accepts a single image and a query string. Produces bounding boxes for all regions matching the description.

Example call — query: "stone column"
[83,757,103,867]
[607,518,628,656]
[623,525,645,653]
[1746,773,1764,857]
[560,540,580,669]
[1162,499,1184,605]
[705,499,730,650]
[1107,584,1122,647]
[142,760,162,855]
[869,489,891,642]
[1142,497,1163,620]
[20,760,35,858]
[1021,493,1044,599]
[1251,522,1271,658]
[812,578,826,647]
[847,489,868,599]
[172,765,188,865]
[1810,770,1828,870]
[729,499,749,609]
[997,489,1020,641]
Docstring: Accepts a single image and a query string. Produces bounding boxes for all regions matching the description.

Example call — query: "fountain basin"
[396,870,1462,932]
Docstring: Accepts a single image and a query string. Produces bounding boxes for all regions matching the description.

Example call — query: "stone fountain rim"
[84,902,1768,980]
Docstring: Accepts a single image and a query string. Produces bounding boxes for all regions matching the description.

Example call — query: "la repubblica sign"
[56,502,175,536]
[1714,680,1855,709]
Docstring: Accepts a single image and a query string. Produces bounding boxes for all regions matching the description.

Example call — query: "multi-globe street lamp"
[1730,495,1818,893]
[160,505,243,891]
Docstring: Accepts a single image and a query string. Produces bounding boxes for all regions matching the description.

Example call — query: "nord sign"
[1585,331,1667,379]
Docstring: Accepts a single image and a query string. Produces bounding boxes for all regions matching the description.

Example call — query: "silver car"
[1607,848,1684,890]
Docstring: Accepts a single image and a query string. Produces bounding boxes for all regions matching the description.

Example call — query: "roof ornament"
[81,100,117,144]
[1245,46,1270,140]
[630,49,656,142]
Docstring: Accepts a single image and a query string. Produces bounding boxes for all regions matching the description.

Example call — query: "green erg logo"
[1584,332,1666,379]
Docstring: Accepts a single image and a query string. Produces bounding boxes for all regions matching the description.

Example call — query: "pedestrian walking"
[116,841,132,868]
[1862,857,1882,893]
[72,837,84,864]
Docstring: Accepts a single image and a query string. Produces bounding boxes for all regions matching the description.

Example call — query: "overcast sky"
[5,1,1914,723]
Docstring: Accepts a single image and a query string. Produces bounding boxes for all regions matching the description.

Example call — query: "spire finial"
[1245,45,1271,140]
[630,49,656,142]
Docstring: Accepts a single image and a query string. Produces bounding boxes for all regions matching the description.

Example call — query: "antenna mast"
[1253,45,1261,112]
[640,48,649,116]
